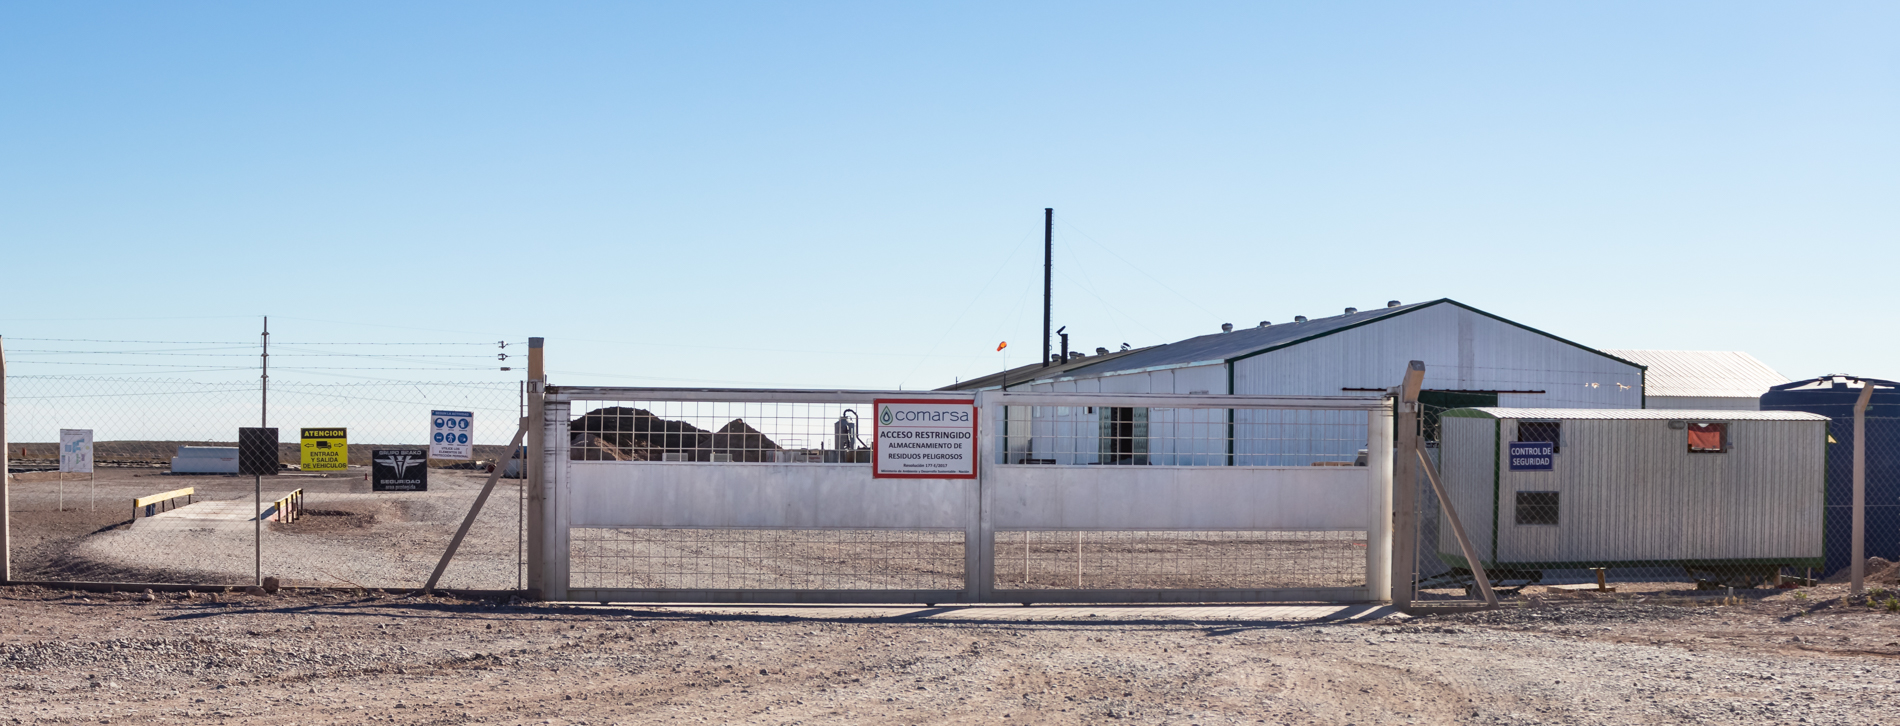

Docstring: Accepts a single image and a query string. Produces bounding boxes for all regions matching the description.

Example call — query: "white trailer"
[1435,408,1827,587]
[170,446,239,474]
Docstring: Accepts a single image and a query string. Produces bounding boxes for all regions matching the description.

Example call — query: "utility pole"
[1042,208,1053,368]
[257,317,268,588]
[1,335,10,583]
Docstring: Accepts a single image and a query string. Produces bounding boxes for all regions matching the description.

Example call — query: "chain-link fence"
[1402,400,1889,605]
[6,374,526,591]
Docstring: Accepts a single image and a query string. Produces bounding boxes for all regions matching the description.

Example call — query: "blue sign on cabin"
[1508,441,1554,471]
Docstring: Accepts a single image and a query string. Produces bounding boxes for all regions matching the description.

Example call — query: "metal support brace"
[425,417,531,593]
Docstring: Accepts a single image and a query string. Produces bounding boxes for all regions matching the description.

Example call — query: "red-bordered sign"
[871,398,978,479]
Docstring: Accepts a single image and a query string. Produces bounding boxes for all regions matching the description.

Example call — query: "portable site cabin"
[1435,408,1828,583]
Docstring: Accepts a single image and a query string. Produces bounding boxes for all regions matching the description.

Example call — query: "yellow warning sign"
[300,427,348,472]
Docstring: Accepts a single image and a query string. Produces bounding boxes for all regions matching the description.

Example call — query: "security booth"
[1434,407,1828,589]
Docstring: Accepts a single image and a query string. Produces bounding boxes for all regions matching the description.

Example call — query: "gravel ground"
[6,468,525,590]
[2,584,1899,725]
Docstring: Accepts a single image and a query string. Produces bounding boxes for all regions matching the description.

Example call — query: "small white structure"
[1436,408,1827,578]
[170,446,239,474]
[1603,349,1790,411]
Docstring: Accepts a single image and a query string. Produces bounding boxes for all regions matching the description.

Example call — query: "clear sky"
[3,2,1895,393]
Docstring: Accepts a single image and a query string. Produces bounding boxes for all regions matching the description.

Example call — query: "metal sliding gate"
[535,386,1392,604]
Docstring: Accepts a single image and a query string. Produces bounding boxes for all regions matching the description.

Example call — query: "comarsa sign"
[872,398,977,479]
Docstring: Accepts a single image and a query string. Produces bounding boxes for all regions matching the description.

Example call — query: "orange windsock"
[996,341,1008,351]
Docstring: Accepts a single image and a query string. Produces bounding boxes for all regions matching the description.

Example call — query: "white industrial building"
[950,299,1647,465]
[1601,349,1789,411]
[966,299,1645,408]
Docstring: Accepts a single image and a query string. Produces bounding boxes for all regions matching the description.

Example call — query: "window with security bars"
[1515,491,1560,526]
[1517,420,1561,454]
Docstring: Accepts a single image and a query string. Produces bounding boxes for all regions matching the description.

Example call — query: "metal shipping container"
[1436,408,1827,585]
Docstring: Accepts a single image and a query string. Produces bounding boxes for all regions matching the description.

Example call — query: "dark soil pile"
[568,407,781,462]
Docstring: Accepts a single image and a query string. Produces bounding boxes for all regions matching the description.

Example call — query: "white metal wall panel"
[1232,304,1643,409]
[987,465,1373,531]
[1646,395,1761,411]
[566,462,973,529]
[1438,415,1499,563]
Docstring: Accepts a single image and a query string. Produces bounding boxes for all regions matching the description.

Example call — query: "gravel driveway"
[2,584,1898,724]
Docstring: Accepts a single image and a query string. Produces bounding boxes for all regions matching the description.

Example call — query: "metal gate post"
[542,399,571,601]
[1365,398,1395,602]
[1852,381,1874,599]
[525,337,546,598]
[973,391,997,603]
[1391,361,1424,609]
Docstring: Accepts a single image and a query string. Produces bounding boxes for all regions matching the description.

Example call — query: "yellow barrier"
[133,487,195,519]
[266,488,304,523]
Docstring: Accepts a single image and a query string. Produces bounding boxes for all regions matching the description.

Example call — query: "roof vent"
[1220,323,1233,333]
[1257,321,1270,328]
[1344,307,1358,315]
[1095,347,1109,355]
[1387,300,1400,308]
[1295,315,1308,323]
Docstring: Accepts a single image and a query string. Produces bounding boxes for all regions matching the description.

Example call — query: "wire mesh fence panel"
[568,529,964,591]
[992,530,1368,590]
[565,399,876,464]
[1408,402,1837,603]
[6,375,526,590]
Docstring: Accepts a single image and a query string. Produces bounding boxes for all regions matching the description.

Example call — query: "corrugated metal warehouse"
[969,299,1645,407]
[1603,349,1790,411]
[948,299,1648,465]
[1436,408,1827,580]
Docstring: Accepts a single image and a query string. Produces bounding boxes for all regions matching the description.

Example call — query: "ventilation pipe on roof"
[1387,300,1401,308]
[1220,323,1233,333]
[1095,347,1109,355]
[1258,321,1271,328]
[1295,315,1308,323]
[1344,307,1358,315]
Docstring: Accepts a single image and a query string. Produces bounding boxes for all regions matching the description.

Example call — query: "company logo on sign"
[871,398,977,479]
[374,451,425,478]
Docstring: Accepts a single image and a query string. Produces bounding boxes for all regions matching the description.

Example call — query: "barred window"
[1515,491,1559,526]
[1517,421,1561,454]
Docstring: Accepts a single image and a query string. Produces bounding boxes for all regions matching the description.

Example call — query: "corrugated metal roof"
[936,346,1158,391]
[1601,349,1789,399]
[1447,407,1826,421]
[1055,298,1640,380]
[1055,300,1439,377]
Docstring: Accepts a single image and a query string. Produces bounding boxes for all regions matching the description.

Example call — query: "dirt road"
[3,585,1899,724]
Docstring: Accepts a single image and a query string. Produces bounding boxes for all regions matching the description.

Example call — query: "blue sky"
[3,2,1895,393]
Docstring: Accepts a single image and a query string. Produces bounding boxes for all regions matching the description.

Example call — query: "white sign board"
[59,429,94,473]
[872,399,977,479]
[430,410,474,460]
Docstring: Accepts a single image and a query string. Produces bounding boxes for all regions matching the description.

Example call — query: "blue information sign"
[1508,441,1554,471]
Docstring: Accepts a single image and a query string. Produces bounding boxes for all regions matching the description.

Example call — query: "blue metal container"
[1760,376,1900,577]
